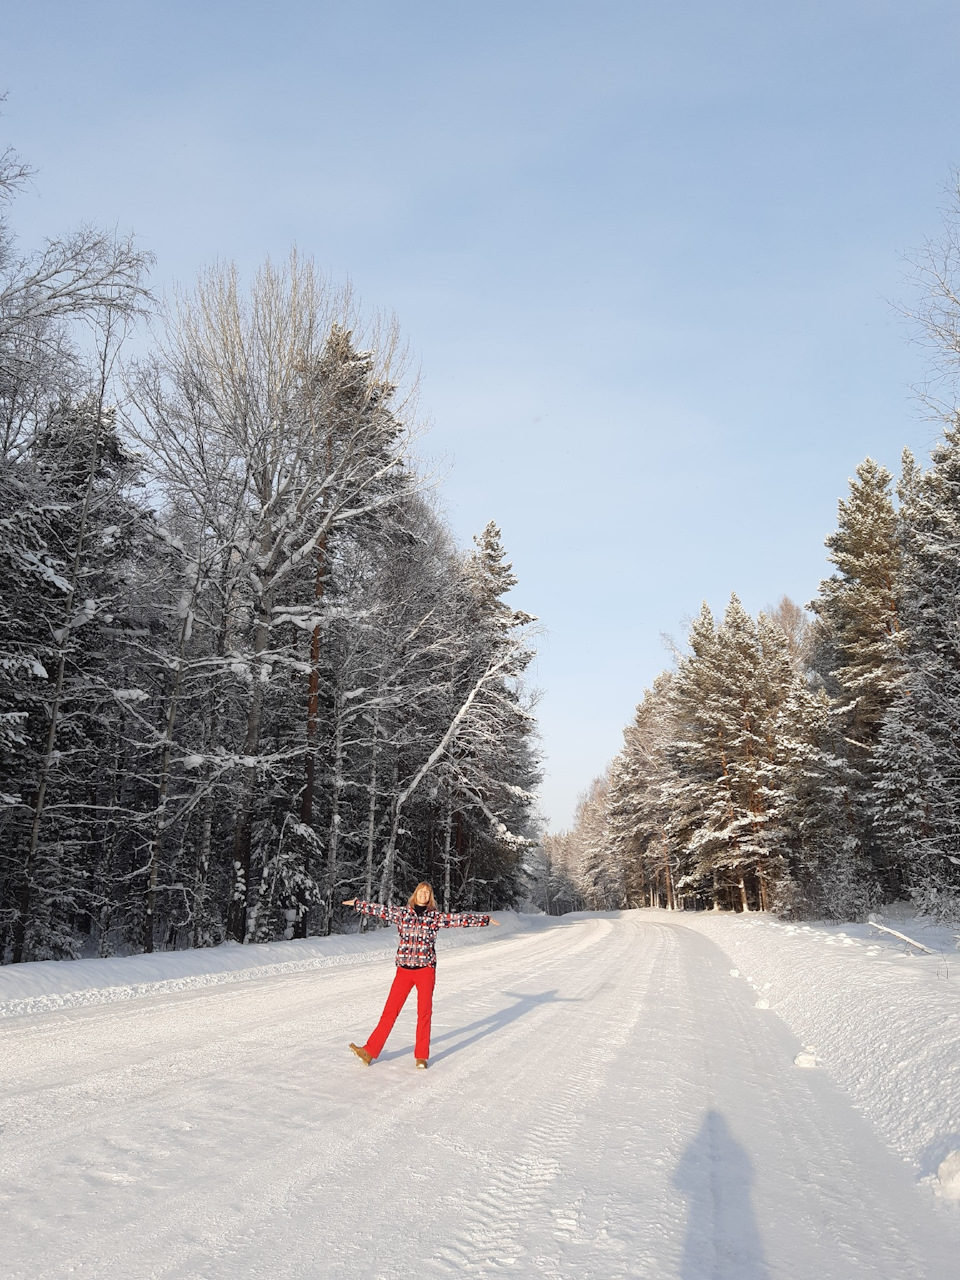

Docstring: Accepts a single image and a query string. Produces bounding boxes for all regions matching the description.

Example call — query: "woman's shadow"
[673,1110,771,1279]
[379,989,579,1064]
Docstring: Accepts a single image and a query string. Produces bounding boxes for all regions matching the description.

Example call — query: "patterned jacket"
[353,899,491,968]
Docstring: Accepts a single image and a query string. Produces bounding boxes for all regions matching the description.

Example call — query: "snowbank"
[0,910,550,1019]
[649,907,960,1188]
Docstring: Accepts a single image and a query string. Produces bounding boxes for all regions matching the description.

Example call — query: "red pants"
[365,965,436,1060]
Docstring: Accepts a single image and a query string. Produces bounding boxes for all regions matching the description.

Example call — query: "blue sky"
[4,1,960,826]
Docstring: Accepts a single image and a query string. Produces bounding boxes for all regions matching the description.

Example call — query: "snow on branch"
[867,921,937,954]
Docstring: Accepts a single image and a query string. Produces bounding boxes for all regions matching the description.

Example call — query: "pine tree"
[873,427,960,917]
[2,396,155,960]
[548,773,617,910]
[778,683,878,919]
[808,458,903,893]
[665,598,794,911]
[605,674,678,909]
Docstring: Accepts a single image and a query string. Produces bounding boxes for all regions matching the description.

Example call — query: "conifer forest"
[540,209,960,929]
[548,449,960,924]
[6,143,960,969]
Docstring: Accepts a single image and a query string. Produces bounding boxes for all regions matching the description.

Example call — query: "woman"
[343,883,498,1069]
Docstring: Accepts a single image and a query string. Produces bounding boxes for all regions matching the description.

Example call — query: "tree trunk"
[323,699,345,934]
[95,725,124,957]
[661,838,675,911]
[192,708,222,948]
[143,603,192,953]
[227,669,266,942]
[300,533,327,838]
[378,804,402,905]
[756,857,769,912]
[442,798,453,913]
[738,876,749,911]
[359,715,382,933]
[192,592,228,948]
[226,532,272,943]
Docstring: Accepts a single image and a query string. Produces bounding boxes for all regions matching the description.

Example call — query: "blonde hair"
[407,882,437,910]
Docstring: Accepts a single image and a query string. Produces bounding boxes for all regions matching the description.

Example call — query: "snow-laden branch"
[867,921,937,954]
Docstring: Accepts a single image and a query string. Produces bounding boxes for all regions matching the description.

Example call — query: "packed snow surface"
[662,907,960,1187]
[3,910,959,1278]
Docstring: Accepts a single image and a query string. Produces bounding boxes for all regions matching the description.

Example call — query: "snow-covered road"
[4,912,958,1278]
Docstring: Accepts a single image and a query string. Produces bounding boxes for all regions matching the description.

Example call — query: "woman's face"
[415,885,431,906]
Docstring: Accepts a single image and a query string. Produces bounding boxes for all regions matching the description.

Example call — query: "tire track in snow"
[426,916,655,1277]
[6,913,959,1280]
[2,918,619,1280]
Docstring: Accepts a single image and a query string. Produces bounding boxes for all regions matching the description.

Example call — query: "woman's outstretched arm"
[343,898,404,924]
[436,910,497,929]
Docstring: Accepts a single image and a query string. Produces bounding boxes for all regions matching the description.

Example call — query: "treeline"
[549,178,960,926]
[553,444,960,922]
[0,145,539,962]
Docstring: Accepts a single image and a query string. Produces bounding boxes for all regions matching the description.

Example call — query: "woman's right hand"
[342,898,356,906]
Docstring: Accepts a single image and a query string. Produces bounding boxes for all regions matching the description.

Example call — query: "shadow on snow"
[377,988,580,1064]
[673,1110,770,1280]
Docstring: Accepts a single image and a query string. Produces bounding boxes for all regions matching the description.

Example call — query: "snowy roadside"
[0,910,553,1019]
[646,906,960,1188]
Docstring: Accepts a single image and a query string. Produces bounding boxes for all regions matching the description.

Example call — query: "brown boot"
[415,1058,428,1069]
[349,1042,373,1066]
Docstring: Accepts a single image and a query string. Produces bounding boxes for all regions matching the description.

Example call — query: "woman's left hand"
[490,919,500,925]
